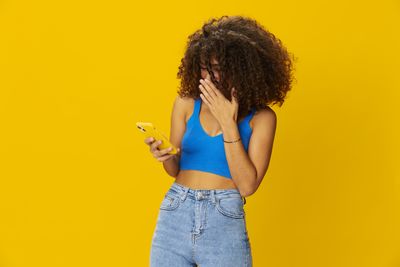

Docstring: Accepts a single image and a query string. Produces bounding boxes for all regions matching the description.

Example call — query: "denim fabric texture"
[150,182,252,267]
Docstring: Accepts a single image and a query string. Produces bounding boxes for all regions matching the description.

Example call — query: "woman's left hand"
[199,78,239,128]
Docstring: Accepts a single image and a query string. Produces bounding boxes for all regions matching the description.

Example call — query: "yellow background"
[1,0,399,266]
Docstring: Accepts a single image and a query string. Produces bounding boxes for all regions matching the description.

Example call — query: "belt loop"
[211,190,216,204]
[181,186,189,202]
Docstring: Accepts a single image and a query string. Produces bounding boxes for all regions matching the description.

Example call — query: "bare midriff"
[175,170,238,190]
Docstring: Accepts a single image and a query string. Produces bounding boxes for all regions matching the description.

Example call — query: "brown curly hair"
[176,15,297,120]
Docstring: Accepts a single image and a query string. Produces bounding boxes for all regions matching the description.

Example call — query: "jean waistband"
[169,182,246,204]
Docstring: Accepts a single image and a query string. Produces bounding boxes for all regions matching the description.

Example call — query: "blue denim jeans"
[150,181,252,267]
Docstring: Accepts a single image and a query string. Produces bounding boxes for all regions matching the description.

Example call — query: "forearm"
[162,154,180,178]
[221,120,257,196]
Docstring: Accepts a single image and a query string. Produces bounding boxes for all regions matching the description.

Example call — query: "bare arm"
[221,108,277,197]
[162,96,189,178]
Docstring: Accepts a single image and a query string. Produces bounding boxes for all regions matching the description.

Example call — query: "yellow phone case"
[136,122,178,155]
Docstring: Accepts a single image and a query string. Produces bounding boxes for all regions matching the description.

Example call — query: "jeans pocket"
[215,196,245,219]
[160,192,181,211]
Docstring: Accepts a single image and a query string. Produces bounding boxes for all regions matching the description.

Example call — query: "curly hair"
[176,15,297,120]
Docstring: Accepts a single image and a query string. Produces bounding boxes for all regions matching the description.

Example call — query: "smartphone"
[136,122,178,155]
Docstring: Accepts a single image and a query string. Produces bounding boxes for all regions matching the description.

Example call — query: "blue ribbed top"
[179,97,256,179]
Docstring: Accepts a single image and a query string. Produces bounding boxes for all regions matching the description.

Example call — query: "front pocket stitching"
[160,195,180,211]
[216,198,244,219]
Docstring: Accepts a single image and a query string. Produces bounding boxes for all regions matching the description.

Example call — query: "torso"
[175,98,257,190]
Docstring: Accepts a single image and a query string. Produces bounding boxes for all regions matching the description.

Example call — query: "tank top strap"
[243,107,256,122]
[194,97,201,116]
[250,107,256,118]
[244,107,256,131]
[186,97,201,127]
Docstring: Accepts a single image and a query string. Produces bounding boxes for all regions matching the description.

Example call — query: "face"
[200,57,221,83]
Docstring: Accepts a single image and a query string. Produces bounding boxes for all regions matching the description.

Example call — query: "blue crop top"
[179,97,256,179]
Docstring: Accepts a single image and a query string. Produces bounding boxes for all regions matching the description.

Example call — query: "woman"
[146,15,295,267]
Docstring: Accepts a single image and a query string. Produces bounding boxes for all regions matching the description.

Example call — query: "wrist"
[223,137,241,143]
[163,154,176,163]
[221,119,237,131]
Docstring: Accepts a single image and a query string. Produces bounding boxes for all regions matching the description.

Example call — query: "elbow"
[239,175,258,197]
[240,191,253,198]
[240,187,256,197]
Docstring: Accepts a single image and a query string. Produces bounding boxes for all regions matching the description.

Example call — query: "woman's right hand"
[144,137,180,162]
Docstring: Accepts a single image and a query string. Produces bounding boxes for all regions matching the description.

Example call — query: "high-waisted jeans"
[150,181,253,267]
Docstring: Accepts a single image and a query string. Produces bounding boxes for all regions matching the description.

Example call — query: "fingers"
[200,79,215,95]
[150,139,162,153]
[199,79,216,98]
[199,80,216,103]
[156,146,174,156]
[153,144,175,162]
[144,137,155,145]
[144,137,176,162]
[155,153,176,162]
[199,93,211,107]
[201,78,221,97]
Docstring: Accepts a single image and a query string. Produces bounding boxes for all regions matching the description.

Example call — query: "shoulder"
[250,106,277,129]
[173,96,196,123]
[174,95,195,107]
